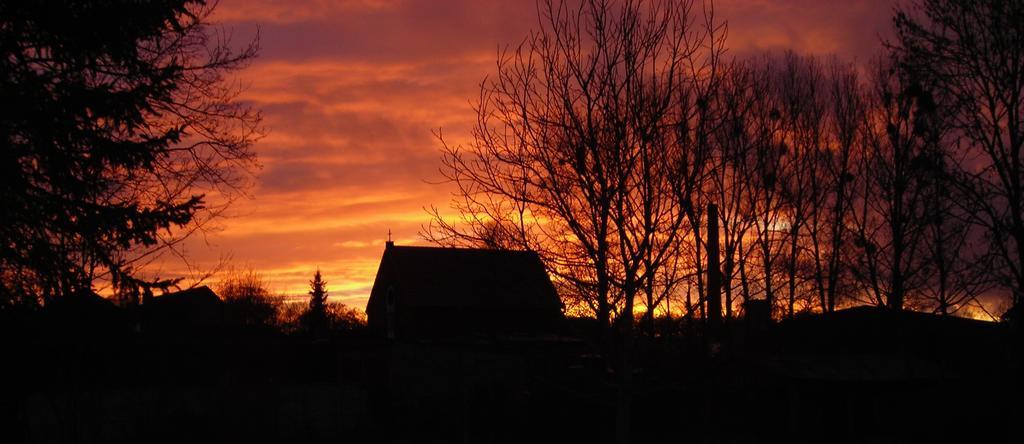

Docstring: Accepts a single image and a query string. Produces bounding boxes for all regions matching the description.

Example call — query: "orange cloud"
[151,0,898,311]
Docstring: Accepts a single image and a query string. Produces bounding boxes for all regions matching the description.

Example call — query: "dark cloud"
[217,0,535,63]
[258,156,436,194]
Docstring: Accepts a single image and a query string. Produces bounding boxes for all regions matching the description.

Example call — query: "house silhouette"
[146,285,224,327]
[41,290,131,340]
[365,242,565,341]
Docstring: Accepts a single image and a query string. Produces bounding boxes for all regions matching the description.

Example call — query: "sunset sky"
[164,0,896,308]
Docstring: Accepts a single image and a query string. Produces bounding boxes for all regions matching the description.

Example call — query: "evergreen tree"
[0,0,261,304]
[306,269,328,335]
[308,269,328,314]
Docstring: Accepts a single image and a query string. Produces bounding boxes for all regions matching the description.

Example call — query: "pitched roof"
[146,286,224,326]
[41,291,130,338]
[44,290,123,322]
[151,286,222,308]
[369,245,561,311]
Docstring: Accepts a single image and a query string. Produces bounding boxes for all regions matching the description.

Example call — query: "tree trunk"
[690,213,707,322]
[615,281,637,444]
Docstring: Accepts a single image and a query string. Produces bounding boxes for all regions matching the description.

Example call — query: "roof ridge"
[388,245,535,253]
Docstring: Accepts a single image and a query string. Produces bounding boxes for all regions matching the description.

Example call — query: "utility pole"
[707,203,723,333]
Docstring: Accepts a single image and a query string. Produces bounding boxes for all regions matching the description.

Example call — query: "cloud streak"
[163,0,897,308]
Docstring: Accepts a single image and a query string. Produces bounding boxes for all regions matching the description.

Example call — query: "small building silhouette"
[366,242,565,341]
[41,290,131,339]
[144,285,225,333]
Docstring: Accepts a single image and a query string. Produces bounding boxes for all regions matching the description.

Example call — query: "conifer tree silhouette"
[306,269,329,336]
[0,0,260,304]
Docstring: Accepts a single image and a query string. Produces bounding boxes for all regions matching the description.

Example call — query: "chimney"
[386,229,394,249]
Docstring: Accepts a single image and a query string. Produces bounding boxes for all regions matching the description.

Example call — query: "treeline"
[427,0,1022,330]
[210,268,364,335]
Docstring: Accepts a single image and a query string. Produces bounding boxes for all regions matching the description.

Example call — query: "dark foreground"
[1,306,1018,443]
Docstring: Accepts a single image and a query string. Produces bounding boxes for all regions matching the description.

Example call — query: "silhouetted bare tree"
[918,160,993,315]
[773,52,829,318]
[218,268,281,327]
[741,58,788,319]
[424,0,725,440]
[848,61,940,310]
[426,0,723,336]
[817,59,864,313]
[709,61,760,318]
[892,0,1024,313]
